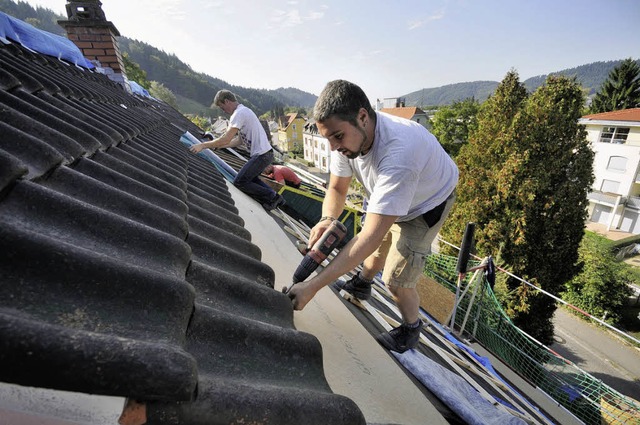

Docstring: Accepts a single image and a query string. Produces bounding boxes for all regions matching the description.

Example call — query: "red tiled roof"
[581,108,640,122]
[380,107,425,120]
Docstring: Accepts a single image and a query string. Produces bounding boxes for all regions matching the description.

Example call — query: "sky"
[18,0,640,101]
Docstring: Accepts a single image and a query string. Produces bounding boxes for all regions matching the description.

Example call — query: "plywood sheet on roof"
[228,182,448,425]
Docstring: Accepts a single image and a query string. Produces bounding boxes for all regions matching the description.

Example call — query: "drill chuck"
[293,256,320,284]
[285,219,348,291]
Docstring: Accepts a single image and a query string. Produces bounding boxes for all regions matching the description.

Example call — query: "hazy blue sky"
[20,0,640,101]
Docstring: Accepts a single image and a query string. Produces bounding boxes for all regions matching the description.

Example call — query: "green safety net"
[424,252,640,425]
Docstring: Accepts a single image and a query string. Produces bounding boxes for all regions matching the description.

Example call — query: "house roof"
[581,107,640,123]
[0,27,365,425]
[380,106,426,120]
[279,112,305,130]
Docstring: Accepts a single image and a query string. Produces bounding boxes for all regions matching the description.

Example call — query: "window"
[599,127,630,144]
[607,156,628,172]
[600,179,620,193]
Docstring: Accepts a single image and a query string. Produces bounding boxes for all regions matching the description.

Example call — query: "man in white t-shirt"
[190,90,285,211]
[287,80,458,353]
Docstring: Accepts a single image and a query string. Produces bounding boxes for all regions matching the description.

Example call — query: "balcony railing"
[587,191,621,205]
[627,196,640,210]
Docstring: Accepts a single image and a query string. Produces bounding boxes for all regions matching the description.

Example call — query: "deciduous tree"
[430,98,479,157]
[122,53,150,89]
[149,81,178,109]
[562,233,632,325]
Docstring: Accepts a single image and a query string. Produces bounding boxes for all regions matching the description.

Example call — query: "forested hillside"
[521,60,637,94]
[0,0,63,35]
[1,0,636,113]
[118,38,286,116]
[402,59,640,106]
[404,81,498,107]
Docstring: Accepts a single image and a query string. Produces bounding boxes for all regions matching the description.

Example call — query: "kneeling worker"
[264,164,302,189]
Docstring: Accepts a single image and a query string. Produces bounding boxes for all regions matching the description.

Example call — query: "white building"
[302,120,331,172]
[380,106,430,129]
[580,108,640,234]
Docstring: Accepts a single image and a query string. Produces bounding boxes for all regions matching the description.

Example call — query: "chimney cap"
[64,0,107,22]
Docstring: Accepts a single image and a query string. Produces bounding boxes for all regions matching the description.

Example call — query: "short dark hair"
[313,80,375,127]
[213,89,237,106]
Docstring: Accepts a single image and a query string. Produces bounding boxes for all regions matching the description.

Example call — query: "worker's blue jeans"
[233,150,276,204]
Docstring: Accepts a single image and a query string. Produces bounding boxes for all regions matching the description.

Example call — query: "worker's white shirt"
[229,104,272,157]
[330,112,458,222]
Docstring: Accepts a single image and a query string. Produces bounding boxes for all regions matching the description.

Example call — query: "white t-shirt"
[330,112,458,222]
[229,104,272,157]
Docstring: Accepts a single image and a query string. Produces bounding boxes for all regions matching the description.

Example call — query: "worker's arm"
[288,211,398,310]
[307,174,350,249]
[190,127,240,153]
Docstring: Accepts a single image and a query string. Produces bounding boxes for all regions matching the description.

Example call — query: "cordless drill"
[282,219,348,293]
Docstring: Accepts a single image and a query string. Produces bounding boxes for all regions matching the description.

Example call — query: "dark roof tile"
[0,24,365,424]
[0,121,63,183]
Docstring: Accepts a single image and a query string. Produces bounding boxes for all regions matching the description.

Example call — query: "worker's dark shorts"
[373,192,455,289]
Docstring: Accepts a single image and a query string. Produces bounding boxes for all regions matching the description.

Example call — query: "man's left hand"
[286,281,316,310]
[189,144,205,153]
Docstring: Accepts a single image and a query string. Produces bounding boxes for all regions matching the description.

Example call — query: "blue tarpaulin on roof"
[0,11,93,68]
[393,349,527,425]
[180,131,238,182]
[129,80,150,97]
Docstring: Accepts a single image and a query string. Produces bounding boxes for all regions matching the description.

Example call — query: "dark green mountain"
[403,60,640,106]
[403,81,498,107]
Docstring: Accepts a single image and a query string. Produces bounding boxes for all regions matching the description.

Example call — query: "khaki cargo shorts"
[374,192,455,289]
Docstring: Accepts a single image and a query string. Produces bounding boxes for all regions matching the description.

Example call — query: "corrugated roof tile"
[0,31,365,425]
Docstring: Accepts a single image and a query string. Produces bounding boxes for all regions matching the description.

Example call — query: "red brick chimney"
[58,0,128,86]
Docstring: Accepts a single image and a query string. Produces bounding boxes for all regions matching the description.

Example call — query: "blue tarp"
[129,80,150,97]
[179,131,237,182]
[0,11,93,68]
[393,349,527,425]
[419,309,553,424]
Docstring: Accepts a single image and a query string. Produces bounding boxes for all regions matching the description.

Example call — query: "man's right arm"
[189,127,239,153]
[307,174,350,248]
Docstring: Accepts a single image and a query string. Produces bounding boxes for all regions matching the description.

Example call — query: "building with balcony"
[580,108,640,234]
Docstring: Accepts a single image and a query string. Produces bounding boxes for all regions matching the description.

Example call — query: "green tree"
[590,58,640,113]
[188,115,210,131]
[430,98,480,157]
[149,81,178,109]
[442,72,595,344]
[441,70,528,259]
[122,52,150,89]
[562,233,632,325]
